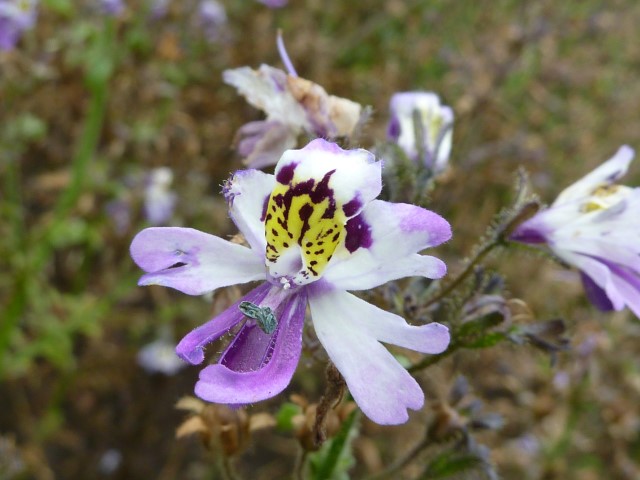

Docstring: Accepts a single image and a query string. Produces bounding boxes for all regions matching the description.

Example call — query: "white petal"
[131,227,265,295]
[225,169,275,253]
[223,65,308,128]
[327,253,446,291]
[608,269,640,317]
[555,249,626,310]
[308,286,449,424]
[274,139,381,215]
[554,145,634,206]
[324,200,450,289]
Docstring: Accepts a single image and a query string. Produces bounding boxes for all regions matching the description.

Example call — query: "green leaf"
[42,0,75,16]
[457,312,505,338]
[420,451,486,479]
[275,403,302,432]
[309,409,360,480]
[462,332,507,349]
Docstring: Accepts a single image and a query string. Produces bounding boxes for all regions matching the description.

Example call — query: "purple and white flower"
[99,0,124,16]
[511,145,640,318]
[388,92,454,173]
[138,338,186,375]
[197,0,226,43]
[224,45,362,169]
[130,139,452,425]
[0,0,38,51]
[144,167,176,225]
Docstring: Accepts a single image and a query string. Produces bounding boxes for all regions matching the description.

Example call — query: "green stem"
[409,346,457,373]
[366,435,432,480]
[294,450,308,480]
[424,241,501,308]
[52,84,108,222]
[217,455,242,480]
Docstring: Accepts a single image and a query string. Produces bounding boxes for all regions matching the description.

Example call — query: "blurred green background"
[1,0,639,478]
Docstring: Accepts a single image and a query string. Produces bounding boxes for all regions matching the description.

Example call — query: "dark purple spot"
[167,262,187,269]
[277,217,289,231]
[581,272,614,311]
[276,162,297,184]
[345,215,372,253]
[283,242,289,248]
[387,116,400,140]
[509,226,547,244]
[342,197,362,217]
[271,228,279,237]
[298,203,314,243]
[604,170,622,182]
[260,195,270,221]
[312,170,337,219]
[266,213,272,221]
[314,249,325,255]
[310,260,318,266]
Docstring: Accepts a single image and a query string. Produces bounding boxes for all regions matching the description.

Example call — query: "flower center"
[264,167,345,286]
[581,184,632,212]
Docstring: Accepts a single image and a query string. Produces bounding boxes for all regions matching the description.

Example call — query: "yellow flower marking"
[264,168,345,284]
[582,184,631,212]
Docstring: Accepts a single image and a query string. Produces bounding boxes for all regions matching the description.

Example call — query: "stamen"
[277,29,298,77]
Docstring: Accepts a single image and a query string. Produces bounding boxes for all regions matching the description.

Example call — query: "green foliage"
[308,410,360,480]
[275,402,302,432]
[420,450,490,480]
[42,0,74,16]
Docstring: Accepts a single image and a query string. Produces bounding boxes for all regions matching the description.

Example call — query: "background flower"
[0,0,38,50]
[388,91,454,173]
[511,146,640,317]
[224,65,363,168]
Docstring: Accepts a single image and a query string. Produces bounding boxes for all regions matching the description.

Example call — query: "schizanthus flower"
[0,0,38,51]
[131,139,452,425]
[100,0,124,16]
[137,338,186,375]
[197,0,226,43]
[224,62,362,169]
[144,167,176,225]
[511,145,640,318]
[388,91,454,173]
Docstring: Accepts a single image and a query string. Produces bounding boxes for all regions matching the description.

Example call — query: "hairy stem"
[366,435,432,480]
[294,450,308,480]
[313,362,346,447]
[425,241,500,308]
